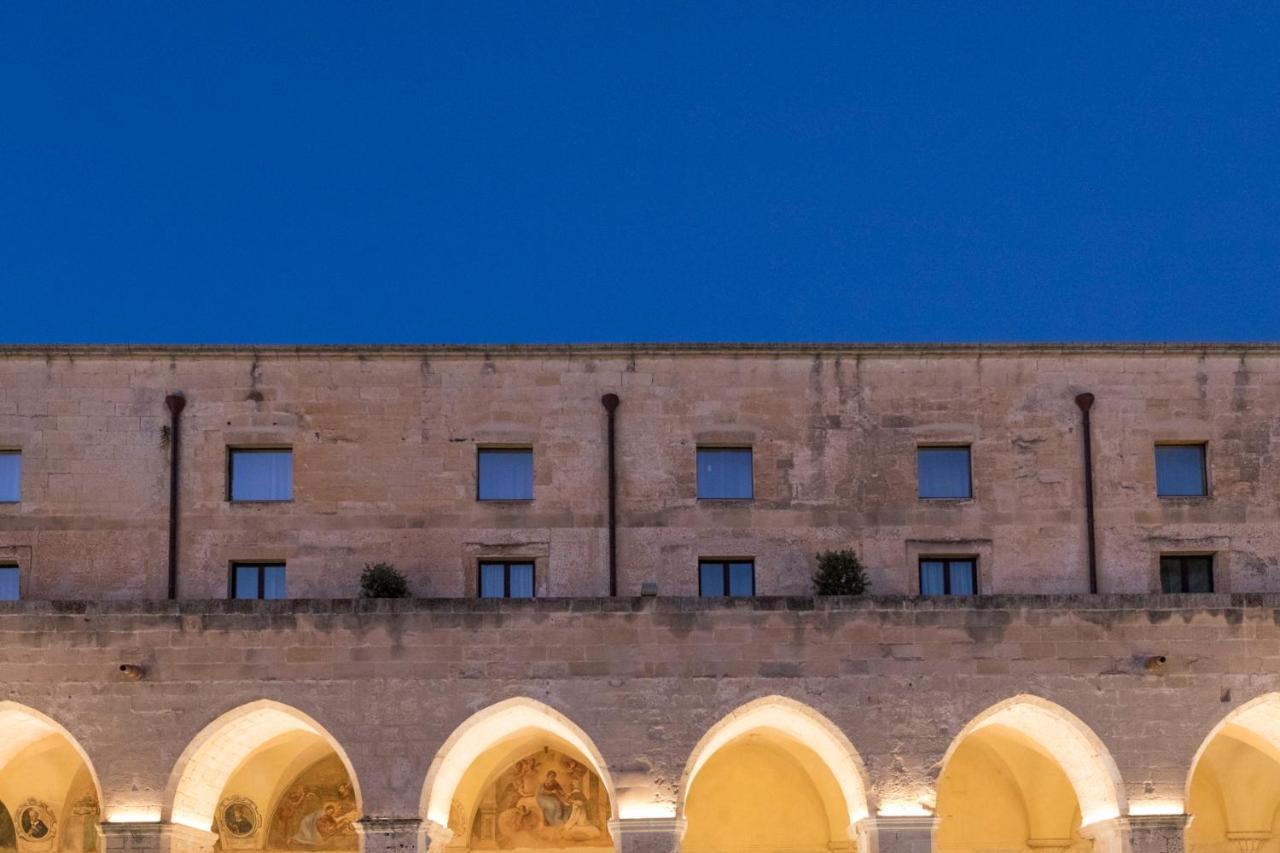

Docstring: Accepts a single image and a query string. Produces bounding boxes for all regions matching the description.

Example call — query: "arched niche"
[420,698,617,851]
[935,695,1125,853]
[0,703,103,853]
[1186,693,1280,851]
[165,700,362,853]
[678,696,871,853]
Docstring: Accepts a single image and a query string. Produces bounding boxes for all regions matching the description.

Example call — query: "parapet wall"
[0,594,1273,820]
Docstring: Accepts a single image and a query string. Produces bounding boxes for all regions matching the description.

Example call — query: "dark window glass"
[699,560,755,597]
[1155,445,1207,497]
[229,449,293,502]
[1160,555,1214,593]
[478,448,533,501]
[919,558,978,596]
[231,563,287,599]
[0,451,19,502]
[0,566,18,601]
[917,447,972,499]
[697,448,753,499]
[479,561,535,598]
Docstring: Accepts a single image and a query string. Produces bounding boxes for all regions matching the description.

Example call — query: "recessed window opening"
[698,559,755,597]
[228,449,293,502]
[917,446,972,500]
[477,448,534,501]
[231,563,287,599]
[920,558,978,596]
[696,447,753,500]
[479,561,535,598]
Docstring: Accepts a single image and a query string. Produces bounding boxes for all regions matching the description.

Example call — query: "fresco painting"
[469,748,611,849]
[267,756,358,852]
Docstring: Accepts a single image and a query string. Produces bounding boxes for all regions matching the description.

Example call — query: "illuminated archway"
[0,702,103,853]
[421,698,617,850]
[1186,693,1280,851]
[166,700,362,852]
[678,696,871,853]
[936,695,1125,853]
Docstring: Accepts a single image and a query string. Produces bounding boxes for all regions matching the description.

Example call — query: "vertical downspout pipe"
[601,393,620,597]
[1075,393,1098,594]
[165,393,186,599]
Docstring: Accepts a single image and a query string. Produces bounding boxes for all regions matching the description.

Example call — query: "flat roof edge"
[2,341,1280,359]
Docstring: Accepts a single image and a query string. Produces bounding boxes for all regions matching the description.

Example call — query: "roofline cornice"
[2,341,1280,360]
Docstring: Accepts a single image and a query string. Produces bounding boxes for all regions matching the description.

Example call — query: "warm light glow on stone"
[681,696,871,824]
[950,695,1125,826]
[877,801,934,817]
[617,800,677,820]
[107,808,162,824]
[1128,800,1185,816]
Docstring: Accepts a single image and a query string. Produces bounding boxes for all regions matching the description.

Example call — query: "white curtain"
[917,447,970,498]
[232,451,292,501]
[0,452,20,502]
[0,568,19,601]
[697,448,753,499]
[478,450,533,500]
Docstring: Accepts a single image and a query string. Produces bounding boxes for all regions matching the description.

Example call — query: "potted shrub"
[812,549,870,596]
[360,562,410,598]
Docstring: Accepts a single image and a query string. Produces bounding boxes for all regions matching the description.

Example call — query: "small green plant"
[812,549,870,596]
[360,562,410,598]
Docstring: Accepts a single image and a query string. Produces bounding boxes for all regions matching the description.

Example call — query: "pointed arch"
[420,697,618,828]
[1185,692,1280,800]
[678,695,872,825]
[0,701,104,806]
[939,694,1126,827]
[165,699,362,832]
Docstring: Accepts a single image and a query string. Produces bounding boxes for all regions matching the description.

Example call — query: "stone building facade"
[3,344,1280,853]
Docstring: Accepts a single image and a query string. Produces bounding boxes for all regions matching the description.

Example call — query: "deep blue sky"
[3,3,1278,344]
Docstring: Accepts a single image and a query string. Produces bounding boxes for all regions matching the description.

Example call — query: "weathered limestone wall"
[0,594,1274,823]
[2,344,1280,599]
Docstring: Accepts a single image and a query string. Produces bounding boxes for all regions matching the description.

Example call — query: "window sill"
[228,499,294,505]
[696,497,754,503]
[477,498,534,504]
[1156,495,1212,502]
[918,497,974,503]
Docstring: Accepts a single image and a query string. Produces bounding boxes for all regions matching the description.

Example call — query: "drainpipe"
[1075,393,1098,594]
[601,393,620,596]
[165,393,186,599]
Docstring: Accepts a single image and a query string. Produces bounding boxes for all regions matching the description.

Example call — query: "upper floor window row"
[2,440,1210,507]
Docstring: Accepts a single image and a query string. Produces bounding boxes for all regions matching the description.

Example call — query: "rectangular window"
[696,447,753,499]
[920,558,978,596]
[0,566,18,601]
[478,561,535,598]
[917,446,972,499]
[1155,444,1208,497]
[0,451,19,503]
[477,448,534,501]
[698,560,756,597]
[1160,555,1214,593]
[231,563,287,599]
[228,449,293,502]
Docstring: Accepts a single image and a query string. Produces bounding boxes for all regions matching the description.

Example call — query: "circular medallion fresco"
[16,801,55,843]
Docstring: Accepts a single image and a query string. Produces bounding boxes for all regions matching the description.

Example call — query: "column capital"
[606,818,688,853]
[356,818,424,853]
[1082,815,1190,853]
[855,815,937,853]
[98,822,218,853]
[423,820,453,853]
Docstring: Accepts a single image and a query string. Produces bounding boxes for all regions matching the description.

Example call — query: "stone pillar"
[857,816,936,853]
[357,819,424,853]
[1084,816,1189,853]
[98,823,217,853]
[606,818,687,853]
